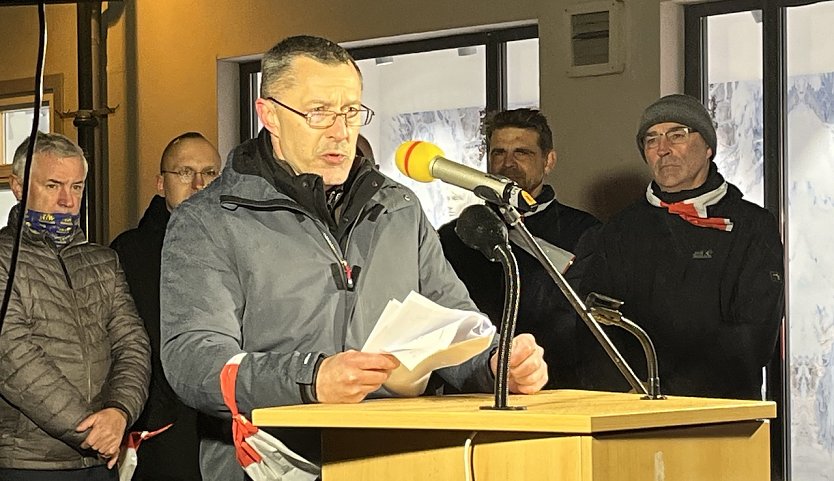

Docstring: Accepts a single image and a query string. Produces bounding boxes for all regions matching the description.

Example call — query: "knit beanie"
[636,94,717,161]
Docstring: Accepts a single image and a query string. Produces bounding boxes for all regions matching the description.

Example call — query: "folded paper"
[362,291,496,396]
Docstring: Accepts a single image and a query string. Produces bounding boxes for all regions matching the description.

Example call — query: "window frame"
[237,25,539,142]
[0,74,63,185]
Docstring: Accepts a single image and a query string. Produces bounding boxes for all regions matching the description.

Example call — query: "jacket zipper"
[317,228,353,290]
[339,203,369,288]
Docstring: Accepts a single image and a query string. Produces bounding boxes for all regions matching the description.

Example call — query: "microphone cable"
[463,430,479,481]
[0,0,47,333]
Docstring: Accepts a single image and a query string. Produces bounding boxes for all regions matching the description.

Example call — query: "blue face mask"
[24,209,81,247]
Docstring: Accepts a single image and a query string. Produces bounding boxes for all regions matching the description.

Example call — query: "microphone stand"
[585,293,663,399]
[482,242,526,411]
[453,204,526,410]
[486,198,662,399]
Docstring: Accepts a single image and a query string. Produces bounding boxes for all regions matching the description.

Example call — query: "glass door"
[785,3,834,480]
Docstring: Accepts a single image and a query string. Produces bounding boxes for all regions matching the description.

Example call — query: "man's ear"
[255,98,280,135]
[156,174,165,197]
[9,175,23,201]
[544,150,557,176]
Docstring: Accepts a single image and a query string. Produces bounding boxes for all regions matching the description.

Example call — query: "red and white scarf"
[646,181,734,231]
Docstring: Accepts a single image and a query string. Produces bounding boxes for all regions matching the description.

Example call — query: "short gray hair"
[12,131,88,178]
[260,35,361,98]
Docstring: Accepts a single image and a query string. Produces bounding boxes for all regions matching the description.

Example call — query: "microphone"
[454,204,509,262]
[395,140,538,213]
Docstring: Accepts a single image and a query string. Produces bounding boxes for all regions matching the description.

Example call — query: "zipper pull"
[341,260,354,290]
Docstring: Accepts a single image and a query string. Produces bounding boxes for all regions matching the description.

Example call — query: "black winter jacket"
[572,175,784,400]
[438,186,600,388]
[111,195,201,481]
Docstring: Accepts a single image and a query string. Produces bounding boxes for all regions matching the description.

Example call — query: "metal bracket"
[58,105,118,120]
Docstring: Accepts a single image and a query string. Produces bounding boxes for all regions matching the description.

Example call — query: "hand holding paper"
[315,351,400,403]
[362,291,496,396]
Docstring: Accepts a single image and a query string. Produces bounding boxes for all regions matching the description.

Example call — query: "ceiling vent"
[565,1,625,77]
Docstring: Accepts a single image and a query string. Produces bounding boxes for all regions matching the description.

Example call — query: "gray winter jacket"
[0,206,151,470]
[160,131,496,481]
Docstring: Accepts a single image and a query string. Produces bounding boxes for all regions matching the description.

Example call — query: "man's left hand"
[76,407,127,468]
[489,333,548,394]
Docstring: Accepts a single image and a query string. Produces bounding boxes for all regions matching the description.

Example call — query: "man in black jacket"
[110,132,221,481]
[438,108,599,389]
[573,94,784,400]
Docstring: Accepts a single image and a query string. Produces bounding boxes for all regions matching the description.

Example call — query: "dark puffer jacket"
[0,205,151,470]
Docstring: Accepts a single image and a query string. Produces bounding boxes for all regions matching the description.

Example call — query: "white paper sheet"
[362,291,496,396]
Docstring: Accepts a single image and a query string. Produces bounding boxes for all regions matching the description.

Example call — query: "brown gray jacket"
[0,206,151,470]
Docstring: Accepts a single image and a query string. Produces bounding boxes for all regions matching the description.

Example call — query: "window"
[704,10,764,207]
[239,26,539,228]
[0,75,62,222]
[687,2,834,480]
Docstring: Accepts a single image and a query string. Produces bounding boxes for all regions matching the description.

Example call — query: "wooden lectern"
[253,390,775,480]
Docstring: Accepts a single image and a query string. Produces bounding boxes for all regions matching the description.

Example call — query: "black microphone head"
[455,204,508,262]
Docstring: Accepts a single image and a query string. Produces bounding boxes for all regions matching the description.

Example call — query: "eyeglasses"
[642,126,696,150]
[161,168,220,184]
[266,97,374,129]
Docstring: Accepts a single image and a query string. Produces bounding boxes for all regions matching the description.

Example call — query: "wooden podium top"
[252,389,775,434]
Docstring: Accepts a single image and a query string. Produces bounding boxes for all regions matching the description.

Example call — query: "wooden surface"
[252,389,776,434]
[585,421,770,481]
[320,421,770,481]
[322,429,585,481]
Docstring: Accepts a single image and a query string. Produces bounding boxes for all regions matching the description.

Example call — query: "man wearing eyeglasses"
[159,35,547,481]
[572,94,784,400]
[155,132,222,211]
[110,132,221,481]
[438,108,599,390]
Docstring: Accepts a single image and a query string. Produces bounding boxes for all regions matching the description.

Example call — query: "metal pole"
[75,1,98,241]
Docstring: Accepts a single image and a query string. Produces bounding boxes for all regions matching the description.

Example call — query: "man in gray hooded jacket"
[160,35,548,481]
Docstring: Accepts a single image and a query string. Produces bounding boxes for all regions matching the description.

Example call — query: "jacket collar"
[525,184,557,218]
[231,129,384,232]
[137,195,171,233]
[650,161,735,204]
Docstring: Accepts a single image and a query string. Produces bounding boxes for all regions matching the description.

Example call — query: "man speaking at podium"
[160,35,547,481]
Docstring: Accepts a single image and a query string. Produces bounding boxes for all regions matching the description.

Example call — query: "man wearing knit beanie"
[636,94,718,162]
[636,94,718,192]
[571,93,784,402]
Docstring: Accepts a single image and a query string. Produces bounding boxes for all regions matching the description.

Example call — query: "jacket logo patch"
[692,249,713,259]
